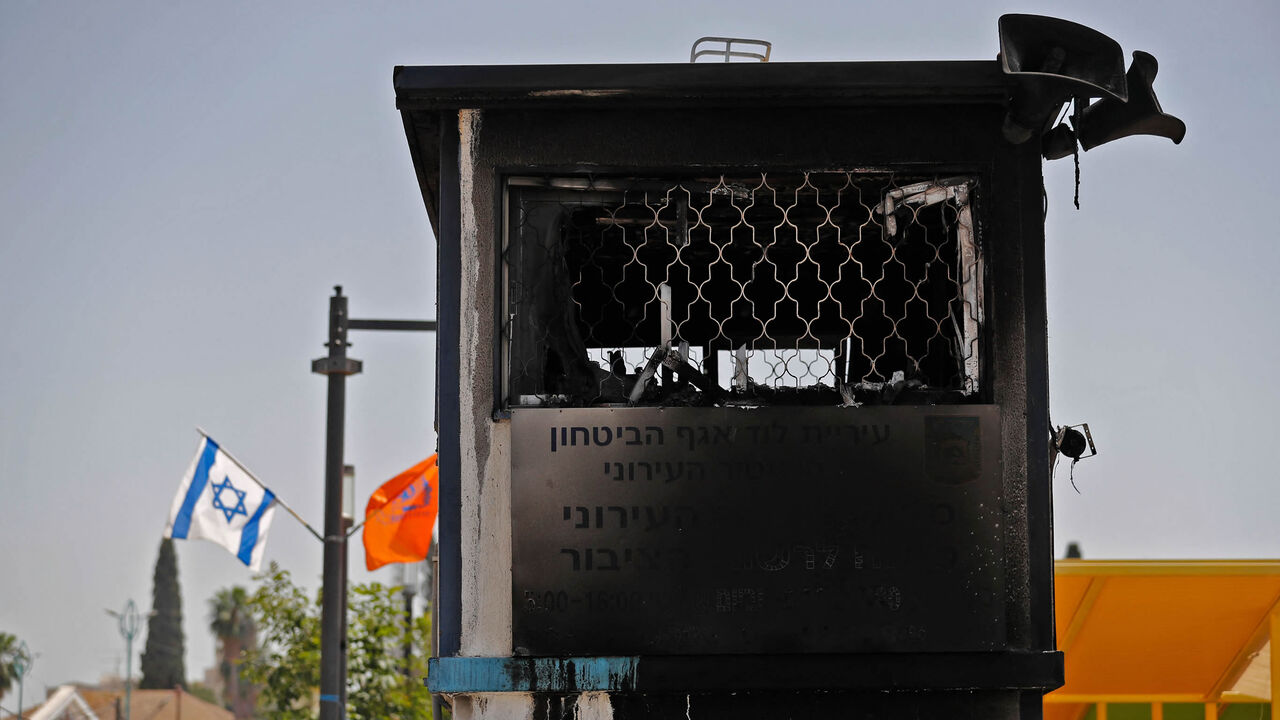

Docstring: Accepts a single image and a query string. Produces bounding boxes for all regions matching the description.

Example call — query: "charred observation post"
[394,17,1183,720]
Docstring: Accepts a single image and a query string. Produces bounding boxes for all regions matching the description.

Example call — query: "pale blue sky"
[2,0,1277,699]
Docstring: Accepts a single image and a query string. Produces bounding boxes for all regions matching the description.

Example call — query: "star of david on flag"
[165,436,277,571]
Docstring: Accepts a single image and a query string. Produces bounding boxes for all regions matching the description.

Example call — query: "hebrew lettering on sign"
[513,406,1004,656]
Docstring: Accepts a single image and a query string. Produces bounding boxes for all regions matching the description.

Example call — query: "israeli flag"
[165,436,277,571]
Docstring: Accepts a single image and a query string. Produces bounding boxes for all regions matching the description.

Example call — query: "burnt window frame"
[497,170,987,410]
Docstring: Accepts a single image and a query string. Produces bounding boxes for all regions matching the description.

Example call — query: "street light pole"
[398,563,417,683]
[311,286,436,720]
[313,287,361,720]
[107,600,144,720]
[340,463,355,713]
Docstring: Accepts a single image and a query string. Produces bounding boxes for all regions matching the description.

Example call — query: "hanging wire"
[1072,99,1084,210]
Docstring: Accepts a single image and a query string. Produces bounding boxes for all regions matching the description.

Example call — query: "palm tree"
[0,632,19,702]
[209,587,257,719]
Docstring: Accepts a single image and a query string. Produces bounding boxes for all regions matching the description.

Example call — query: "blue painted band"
[318,694,340,703]
[237,488,275,566]
[172,438,219,539]
[427,656,639,693]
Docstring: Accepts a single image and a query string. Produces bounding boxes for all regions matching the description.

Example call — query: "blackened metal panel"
[1014,143,1054,651]
[511,406,1004,655]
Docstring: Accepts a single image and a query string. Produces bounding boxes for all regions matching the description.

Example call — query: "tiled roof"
[10,687,232,720]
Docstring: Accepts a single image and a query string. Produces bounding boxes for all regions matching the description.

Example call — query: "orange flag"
[363,455,439,571]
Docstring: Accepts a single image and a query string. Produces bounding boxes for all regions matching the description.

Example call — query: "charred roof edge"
[394,60,1008,109]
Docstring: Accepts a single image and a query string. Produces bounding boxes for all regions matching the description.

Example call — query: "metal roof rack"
[690,36,771,63]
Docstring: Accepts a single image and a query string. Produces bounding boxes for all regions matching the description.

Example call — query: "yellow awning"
[1047,559,1280,720]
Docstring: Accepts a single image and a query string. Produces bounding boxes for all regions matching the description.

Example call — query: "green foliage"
[240,568,317,719]
[209,586,254,640]
[140,538,186,689]
[240,563,433,720]
[0,632,26,701]
[345,583,433,720]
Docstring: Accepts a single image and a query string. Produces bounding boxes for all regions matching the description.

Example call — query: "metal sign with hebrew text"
[510,405,1004,655]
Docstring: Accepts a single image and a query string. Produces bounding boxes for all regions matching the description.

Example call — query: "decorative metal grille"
[502,172,982,408]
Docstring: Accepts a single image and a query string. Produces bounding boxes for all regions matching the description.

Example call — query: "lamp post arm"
[348,319,437,332]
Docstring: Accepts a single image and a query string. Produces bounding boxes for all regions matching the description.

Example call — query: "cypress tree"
[139,538,186,688]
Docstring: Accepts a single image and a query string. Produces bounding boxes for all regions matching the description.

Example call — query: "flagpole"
[195,426,324,543]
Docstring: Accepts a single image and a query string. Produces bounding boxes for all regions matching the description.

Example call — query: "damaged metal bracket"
[1050,423,1097,492]
[690,37,772,63]
[1051,423,1097,462]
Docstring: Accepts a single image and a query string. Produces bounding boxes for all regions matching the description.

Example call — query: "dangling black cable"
[1072,99,1083,210]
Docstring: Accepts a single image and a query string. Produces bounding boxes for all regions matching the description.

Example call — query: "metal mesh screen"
[502,172,982,408]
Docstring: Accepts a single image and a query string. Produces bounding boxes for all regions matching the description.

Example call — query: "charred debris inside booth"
[503,172,982,410]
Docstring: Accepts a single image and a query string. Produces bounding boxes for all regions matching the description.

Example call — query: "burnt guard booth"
[387,21,1166,717]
